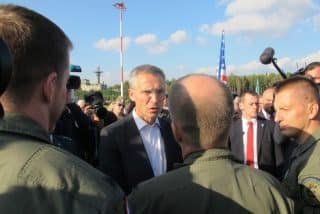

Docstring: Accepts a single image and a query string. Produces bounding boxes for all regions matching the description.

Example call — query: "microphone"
[260,47,275,65]
[259,47,287,79]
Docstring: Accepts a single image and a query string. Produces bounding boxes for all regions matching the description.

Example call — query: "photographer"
[83,91,117,128]
[53,74,100,166]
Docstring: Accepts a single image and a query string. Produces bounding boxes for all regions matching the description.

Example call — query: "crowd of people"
[1,3,320,214]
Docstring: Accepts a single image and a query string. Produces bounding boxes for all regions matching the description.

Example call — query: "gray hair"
[129,64,165,89]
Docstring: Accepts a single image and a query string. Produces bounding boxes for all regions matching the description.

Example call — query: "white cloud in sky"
[135,34,157,45]
[195,36,207,45]
[136,30,188,55]
[148,42,169,54]
[94,37,131,52]
[201,0,317,37]
[227,50,320,76]
[313,14,320,30]
[169,30,188,43]
[195,67,216,75]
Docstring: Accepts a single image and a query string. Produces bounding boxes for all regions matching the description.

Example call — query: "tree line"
[75,73,286,103]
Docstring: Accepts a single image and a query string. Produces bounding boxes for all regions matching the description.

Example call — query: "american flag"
[217,30,227,84]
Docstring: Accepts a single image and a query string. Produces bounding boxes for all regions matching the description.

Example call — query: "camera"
[84,91,107,119]
[67,75,81,90]
[67,64,81,90]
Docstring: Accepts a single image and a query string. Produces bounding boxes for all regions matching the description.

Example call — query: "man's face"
[129,72,165,124]
[239,93,259,120]
[262,88,275,114]
[305,66,320,90]
[274,88,309,139]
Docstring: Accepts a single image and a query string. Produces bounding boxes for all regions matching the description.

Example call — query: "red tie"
[246,121,254,167]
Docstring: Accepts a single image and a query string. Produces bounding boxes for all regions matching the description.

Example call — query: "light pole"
[113,2,126,97]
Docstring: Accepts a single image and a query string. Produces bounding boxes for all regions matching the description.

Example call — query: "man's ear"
[171,121,182,143]
[308,102,319,119]
[128,88,135,102]
[42,72,58,103]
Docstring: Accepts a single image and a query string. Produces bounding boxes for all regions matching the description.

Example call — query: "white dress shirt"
[132,109,167,176]
[242,118,259,169]
[261,109,273,120]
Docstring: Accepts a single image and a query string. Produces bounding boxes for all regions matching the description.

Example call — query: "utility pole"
[113,2,126,97]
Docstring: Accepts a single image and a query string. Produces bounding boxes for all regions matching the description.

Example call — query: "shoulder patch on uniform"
[300,177,320,207]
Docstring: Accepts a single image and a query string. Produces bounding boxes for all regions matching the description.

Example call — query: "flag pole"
[217,30,227,84]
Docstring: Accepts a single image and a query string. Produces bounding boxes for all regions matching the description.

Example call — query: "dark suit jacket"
[228,117,284,178]
[98,113,182,194]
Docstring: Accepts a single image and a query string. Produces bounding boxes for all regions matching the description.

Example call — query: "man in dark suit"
[98,64,182,194]
[259,86,275,120]
[229,91,284,178]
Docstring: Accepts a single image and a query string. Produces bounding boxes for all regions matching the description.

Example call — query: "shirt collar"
[132,109,160,130]
[175,148,233,168]
[241,117,257,124]
[0,112,51,143]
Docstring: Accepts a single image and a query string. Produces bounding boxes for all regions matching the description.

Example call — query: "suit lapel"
[126,114,154,177]
[257,119,265,156]
[158,118,173,170]
[234,119,245,162]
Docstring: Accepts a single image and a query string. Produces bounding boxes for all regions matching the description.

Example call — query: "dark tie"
[269,113,275,121]
[246,121,254,167]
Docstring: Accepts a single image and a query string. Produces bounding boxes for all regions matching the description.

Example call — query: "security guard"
[129,74,293,213]
[274,76,320,213]
[0,4,124,213]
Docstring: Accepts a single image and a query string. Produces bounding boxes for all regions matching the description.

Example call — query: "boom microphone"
[260,47,275,65]
[259,47,287,79]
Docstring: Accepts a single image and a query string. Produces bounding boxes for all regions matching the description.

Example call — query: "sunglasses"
[117,103,124,107]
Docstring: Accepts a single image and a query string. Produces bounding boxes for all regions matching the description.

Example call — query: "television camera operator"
[52,66,100,166]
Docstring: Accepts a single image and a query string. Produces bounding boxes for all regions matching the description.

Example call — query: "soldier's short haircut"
[239,91,258,103]
[129,64,165,89]
[274,76,320,103]
[169,74,234,148]
[303,62,320,74]
[0,4,72,104]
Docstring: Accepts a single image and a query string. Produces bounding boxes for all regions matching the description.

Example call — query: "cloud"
[176,64,187,70]
[169,30,188,43]
[313,14,320,30]
[227,50,320,76]
[201,0,317,37]
[195,67,216,75]
[148,42,169,54]
[135,34,157,45]
[94,37,131,52]
[195,36,207,45]
[135,30,188,55]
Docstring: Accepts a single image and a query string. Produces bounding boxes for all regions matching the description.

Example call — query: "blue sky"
[4,0,320,86]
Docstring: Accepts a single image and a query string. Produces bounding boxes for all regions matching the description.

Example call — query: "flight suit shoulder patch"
[301,177,320,207]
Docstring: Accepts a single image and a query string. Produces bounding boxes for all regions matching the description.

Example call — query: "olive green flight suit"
[0,113,124,214]
[129,148,293,214]
[283,127,320,213]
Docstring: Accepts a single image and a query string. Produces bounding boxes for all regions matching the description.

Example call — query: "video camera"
[84,91,108,119]
[67,65,81,90]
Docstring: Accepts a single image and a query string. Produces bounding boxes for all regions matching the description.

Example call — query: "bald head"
[169,74,233,149]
